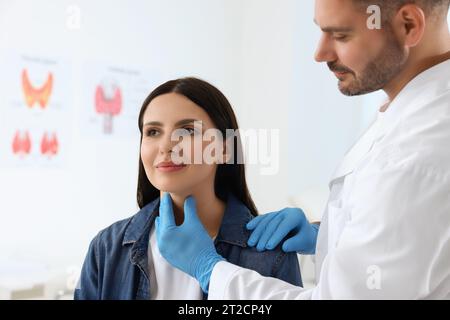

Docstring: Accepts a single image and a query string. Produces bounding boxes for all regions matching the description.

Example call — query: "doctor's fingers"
[155,217,163,242]
[246,212,275,230]
[183,196,201,224]
[282,232,313,254]
[265,216,299,250]
[247,213,277,247]
[255,215,284,252]
[159,192,176,228]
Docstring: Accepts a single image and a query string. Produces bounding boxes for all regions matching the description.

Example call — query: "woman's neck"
[161,187,226,239]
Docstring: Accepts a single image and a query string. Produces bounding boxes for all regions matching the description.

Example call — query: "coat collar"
[329,58,450,187]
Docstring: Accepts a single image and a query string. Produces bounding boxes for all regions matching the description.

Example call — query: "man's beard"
[329,33,408,96]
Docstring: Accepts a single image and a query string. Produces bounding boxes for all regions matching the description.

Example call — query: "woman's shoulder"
[220,195,293,258]
[221,226,302,286]
[218,210,295,261]
[217,196,301,284]
[91,200,159,247]
[89,214,138,251]
[95,215,135,242]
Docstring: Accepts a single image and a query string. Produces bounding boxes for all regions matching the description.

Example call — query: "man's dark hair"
[354,0,450,20]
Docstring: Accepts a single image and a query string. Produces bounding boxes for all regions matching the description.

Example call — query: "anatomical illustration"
[11,130,32,157]
[22,69,53,109]
[40,131,59,158]
[94,81,122,134]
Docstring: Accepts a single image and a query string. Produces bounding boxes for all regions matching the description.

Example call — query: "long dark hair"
[136,77,258,216]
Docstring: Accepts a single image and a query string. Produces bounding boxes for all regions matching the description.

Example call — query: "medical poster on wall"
[80,62,161,139]
[0,51,71,168]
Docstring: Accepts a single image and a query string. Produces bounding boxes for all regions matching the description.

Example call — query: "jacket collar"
[215,194,254,247]
[122,193,254,248]
[122,198,160,246]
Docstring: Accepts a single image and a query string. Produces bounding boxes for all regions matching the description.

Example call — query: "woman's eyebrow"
[143,121,163,127]
[143,119,201,127]
[175,119,202,126]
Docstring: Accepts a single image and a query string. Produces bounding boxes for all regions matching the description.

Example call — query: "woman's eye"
[145,129,160,137]
[181,127,198,136]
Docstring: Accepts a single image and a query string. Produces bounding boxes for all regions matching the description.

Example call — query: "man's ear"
[392,4,426,48]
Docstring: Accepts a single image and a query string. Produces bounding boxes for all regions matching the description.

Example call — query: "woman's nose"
[158,134,176,155]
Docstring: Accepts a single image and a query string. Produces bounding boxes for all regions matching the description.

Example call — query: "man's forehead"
[314,0,364,30]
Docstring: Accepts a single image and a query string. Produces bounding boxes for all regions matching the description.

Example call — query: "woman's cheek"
[172,138,192,164]
[141,143,155,172]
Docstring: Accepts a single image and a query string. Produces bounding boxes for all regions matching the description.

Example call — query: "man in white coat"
[155,0,450,299]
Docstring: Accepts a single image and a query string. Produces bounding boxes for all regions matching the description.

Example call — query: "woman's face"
[140,92,223,195]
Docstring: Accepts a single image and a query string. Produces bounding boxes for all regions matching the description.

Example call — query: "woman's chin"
[155,184,190,196]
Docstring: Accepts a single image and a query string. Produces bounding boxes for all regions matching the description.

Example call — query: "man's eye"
[333,35,348,41]
[145,129,160,137]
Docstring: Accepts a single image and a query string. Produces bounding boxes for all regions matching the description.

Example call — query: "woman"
[75,77,302,299]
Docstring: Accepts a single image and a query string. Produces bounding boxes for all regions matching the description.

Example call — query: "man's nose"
[314,34,337,63]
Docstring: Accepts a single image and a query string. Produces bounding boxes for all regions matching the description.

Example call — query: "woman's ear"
[392,4,426,48]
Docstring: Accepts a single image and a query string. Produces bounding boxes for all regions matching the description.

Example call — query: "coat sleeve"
[74,234,101,300]
[209,161,450,300]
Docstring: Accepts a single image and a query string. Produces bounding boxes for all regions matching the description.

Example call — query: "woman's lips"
[156,163,187,173]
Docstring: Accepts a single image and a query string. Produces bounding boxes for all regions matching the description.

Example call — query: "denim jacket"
[74,194,302,299]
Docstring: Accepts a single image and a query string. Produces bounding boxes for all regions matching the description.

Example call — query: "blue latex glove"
[155,193,225,293]
[246,208,319,254]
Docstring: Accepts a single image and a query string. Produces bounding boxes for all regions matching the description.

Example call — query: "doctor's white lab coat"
[208,59,450,300]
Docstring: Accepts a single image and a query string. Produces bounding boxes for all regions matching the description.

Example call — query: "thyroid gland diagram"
[22,69,53,109]
[11,130,59,158]
[94,82,123,134]
[12,130,32,156]
[40,131,59,157]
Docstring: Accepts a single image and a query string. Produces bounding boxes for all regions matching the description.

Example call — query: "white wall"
[235,0,296,213]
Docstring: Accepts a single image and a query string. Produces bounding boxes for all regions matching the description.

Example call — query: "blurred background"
[1,0,447,299]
